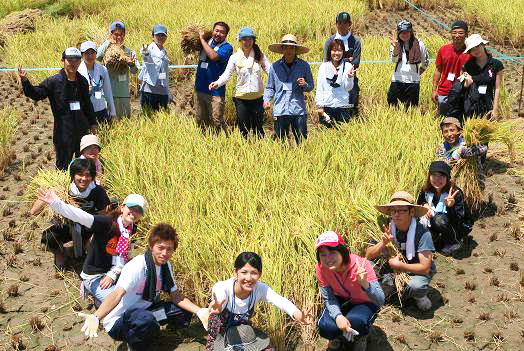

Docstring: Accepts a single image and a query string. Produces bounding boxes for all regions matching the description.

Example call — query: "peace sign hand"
[445,185,459,207]
[17,66,27,80]
[352,258,369,289]
[208,292,225,315]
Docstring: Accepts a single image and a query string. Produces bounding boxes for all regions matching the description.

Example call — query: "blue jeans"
[83,276,116,304]
[318,299,378,340]
[273,114,307,144]
[140,92,169,112]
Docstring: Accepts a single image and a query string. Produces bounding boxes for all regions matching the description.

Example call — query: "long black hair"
[234,252,262,272]
[252,40,263,63]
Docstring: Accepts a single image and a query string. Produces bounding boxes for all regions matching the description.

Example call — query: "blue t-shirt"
[195,40,233,96]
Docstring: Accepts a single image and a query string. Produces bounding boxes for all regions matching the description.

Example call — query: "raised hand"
[36,187,58,205]
[17,66,27,80]
[445,185,459,207]
[347,65,356,78]
[78,313,99,338]
[141,44,148,56]
[353,258,369,289]
[208,292,224,315]
[382,226,394,245]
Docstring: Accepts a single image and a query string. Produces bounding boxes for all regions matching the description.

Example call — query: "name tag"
[158,72,167,80]
[94,91,102,99]
[400,243,406,250]
[151,307,167,322]
[283,82,292,91]
[69,101,81,111]
[447,73,455,81]
[478,85,487,95]
[118,74,127,82]
[201,62,208,69]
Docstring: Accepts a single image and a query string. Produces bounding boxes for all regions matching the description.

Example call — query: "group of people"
[17,10,497,351]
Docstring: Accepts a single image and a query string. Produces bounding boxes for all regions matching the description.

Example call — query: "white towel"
[334,31,352,51]
[390,217,417,261]
[236,48,254,69]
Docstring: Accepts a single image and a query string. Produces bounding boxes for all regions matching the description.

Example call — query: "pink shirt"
[316,254,378,304]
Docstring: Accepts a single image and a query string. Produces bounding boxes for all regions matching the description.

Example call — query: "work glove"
[196,308,210,331]
[78,312,99,338]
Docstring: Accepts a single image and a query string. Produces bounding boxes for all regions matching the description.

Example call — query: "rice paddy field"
[0,0,523,350]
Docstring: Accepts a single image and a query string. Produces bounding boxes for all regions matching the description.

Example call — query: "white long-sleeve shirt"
[78,61,116,116]
[215,49,271,99]
[315,60,354,107]
[390,39,429,83]
[211,277,299,318]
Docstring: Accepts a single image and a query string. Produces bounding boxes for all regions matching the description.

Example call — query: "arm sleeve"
[319,286,342,320]
[342,62,354,92]
[262,55,271,73]
[94,187,111,212]
[106,255,125,281]
[263,65,276,102]
[363,281,385,307]
[435,47,443,70]
[211,281,229,312]
[390,45,398,63]
[420,40,429,70]
[115,257,142,292]
[22,78,50,101]
[315,64,327,106]
[460,144,488,157]
[217,45,233,63]
[303,63,314,92]
[80,78,96,126]
[262,284,300,318]
[102,67,116,116]
[352,38,361,67]
[49,197,94,228]
[96,41,110,61]
[215,54,236,87]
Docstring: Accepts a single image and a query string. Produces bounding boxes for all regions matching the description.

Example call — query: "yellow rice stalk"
[26,169,73,221]
[0,106,18,173]
[102,43,130,73]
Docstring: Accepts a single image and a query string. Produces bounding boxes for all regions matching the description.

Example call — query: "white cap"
[464,34,488,53]
[80,134,100,153]
[123,194,147,213]
[80,41,97,53]
[63,47,82,59]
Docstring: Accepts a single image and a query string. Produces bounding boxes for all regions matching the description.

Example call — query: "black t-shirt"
[463,56,504,99]
[72,185,110,215]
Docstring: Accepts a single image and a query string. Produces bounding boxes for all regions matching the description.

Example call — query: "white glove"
[322,112,332,124]
[343,327,360,342]
[196,308,210,331]
[78,312,99,338]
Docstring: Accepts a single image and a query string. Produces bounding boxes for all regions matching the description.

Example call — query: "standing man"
[264,34,313,145]
[432,20,470,116]
[18,48,96,170]
[97,21,139,118]
[194,21,233,133]
[323,12,361,116]
[366,191,436,311]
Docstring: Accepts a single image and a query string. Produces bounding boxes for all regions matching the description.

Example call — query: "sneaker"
[414,295,432,311]
[442,241,462,255]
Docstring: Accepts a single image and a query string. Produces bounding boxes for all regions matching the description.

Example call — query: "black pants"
[41,221,90,252]
[387,82,420,107]
[320,107,352,128]
[233,97,265,137]
[141,92,169,113]
[348,76,359,116]
[54,133,81,170]
[430,213,463,249]
[94,109,110,125]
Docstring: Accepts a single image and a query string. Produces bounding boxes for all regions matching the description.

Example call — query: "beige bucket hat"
[80,134,100,153]
[268,34,309,55]
[375,191,428,218]
[464,34,488,53]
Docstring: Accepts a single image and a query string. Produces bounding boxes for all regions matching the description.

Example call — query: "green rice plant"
[99,106,440,347]
[0,106,18,172]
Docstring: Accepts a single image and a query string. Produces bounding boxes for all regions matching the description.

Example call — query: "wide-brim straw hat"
[213,325,270,351]
[268,34,309,55]
[375,191,428,218]
[464,34,488,53]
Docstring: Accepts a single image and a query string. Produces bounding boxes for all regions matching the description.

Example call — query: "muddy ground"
[1,6,524,351]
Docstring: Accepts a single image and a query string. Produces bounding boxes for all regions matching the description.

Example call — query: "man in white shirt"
[78,223,206,351]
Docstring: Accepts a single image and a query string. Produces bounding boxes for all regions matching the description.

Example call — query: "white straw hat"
[464,34,488,53]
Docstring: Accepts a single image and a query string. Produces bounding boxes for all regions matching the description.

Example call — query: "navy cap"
[336,12,351,23]
[109,21,125,32]
[153,24,167,36]
[429,161,451,178]
[451,20,468,32]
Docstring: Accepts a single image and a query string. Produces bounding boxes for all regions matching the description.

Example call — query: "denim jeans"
[83,275,116,305]
[318,299,378,340]
[273,114,307,144]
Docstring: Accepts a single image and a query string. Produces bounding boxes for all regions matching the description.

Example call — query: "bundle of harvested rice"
[26,170,73,221]
[103,43,130,72]
[463,118,495,146]
[0,9,42,34]
[0,31,8,48]
[452,158,483,211]
[181,24,212,55]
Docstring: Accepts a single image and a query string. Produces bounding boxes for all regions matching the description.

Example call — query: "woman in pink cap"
[315,231,384,351]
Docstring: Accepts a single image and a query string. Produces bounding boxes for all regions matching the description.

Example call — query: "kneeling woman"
[206,252,310,351]
[316,231,384,351]
[417,161,471,254]
[36,187,146,304]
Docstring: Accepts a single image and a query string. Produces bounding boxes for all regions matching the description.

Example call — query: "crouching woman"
[315,231,384,351]
[206,252,311,351]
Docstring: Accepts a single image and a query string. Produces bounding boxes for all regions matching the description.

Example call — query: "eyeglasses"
[390,208,410,214]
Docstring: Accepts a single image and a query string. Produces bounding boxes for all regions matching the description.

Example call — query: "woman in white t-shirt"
[315,39,355,128]
[206,252,311,350]
[209,28,271,137]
